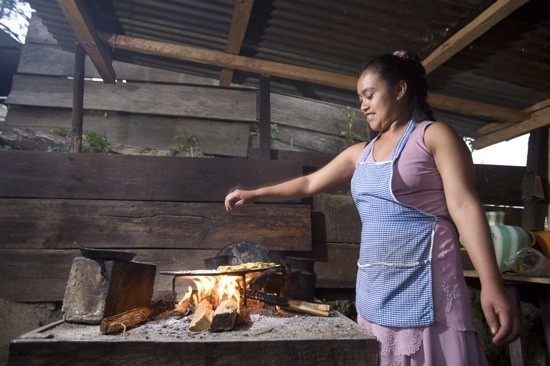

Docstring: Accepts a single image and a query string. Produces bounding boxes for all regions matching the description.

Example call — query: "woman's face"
[356,70,405,132]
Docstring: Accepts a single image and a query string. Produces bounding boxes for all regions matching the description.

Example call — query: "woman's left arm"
[425,122,522,345]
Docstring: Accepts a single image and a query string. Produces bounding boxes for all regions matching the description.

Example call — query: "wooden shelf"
[463,270,550,285]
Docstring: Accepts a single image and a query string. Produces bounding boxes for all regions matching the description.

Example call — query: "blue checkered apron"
[351,119,436,327]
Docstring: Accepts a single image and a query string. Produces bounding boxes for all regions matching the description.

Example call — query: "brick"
[62,257,156,324]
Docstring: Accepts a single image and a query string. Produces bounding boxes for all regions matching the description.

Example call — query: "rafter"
[56,0,116,83]
[422,0,529,74]
[477,99,550,135]
[101,33,356,89]
[428,93,528,123]
[100,33,529,127]
[473,100,550,149]
[219,0,255,87]
[472,106,550,149]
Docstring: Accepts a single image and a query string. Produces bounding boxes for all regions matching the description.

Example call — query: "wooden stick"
[286,299,330,317]
[100,301,171,335]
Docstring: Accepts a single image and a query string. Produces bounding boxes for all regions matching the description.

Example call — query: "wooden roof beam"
[219,0,255,87]
[57,0,116,83]
[473,100,550,149]
[101,32,356,89]
[428,93,528,124]
[100,32,528,124]
[422,0,529,75]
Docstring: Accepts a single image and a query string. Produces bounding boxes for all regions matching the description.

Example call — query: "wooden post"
[504,285,526,366]
[70,42,85,153]
[258,75,271,159]
[522,127,548,231]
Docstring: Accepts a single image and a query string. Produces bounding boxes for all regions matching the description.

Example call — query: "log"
[100,301,172,335]
[210,298,239,332]
[286,299,331,317]
[0,126,68,151]
[189,299,213,332]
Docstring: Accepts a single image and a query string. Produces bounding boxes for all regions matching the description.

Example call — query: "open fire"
[174,273,252,332]
[98,258,330,335]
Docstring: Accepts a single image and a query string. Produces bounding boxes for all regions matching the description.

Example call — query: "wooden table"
[463,270,550,366]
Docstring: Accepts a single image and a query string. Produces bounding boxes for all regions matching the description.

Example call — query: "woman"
[225,50,521,365]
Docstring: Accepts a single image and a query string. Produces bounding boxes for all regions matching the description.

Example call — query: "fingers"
[482,302,501,340]
[224,194,238,211]
[482,298,522,345]
[491,308,522,345]
[224,190,243,211]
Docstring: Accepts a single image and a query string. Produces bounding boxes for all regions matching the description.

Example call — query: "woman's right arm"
[224,142,366,211]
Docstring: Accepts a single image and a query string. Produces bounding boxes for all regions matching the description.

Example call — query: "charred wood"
[210,298,238,332]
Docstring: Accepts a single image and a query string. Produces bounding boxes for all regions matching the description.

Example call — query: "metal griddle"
[160,264,282,305]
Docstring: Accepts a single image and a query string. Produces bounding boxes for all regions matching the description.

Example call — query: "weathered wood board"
[474,164,524,206]
[0,199,311,251]
[6,74,257,121]
[17,42,219,85]
[0,242,349,302]
[271,93,366,138]
[0,151,303,201]
[0,241,353,303]
[312,242,359,289]
[311,194,361,243]
[273,124,351,155]
[5,107,251,157]
[0,249,217,302]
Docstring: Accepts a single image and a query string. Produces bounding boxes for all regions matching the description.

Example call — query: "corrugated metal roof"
[0,28,22,54]
[24,0,550,139]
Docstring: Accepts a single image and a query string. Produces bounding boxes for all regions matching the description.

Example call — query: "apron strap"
[357,117,417,164]
[391,118,417,160]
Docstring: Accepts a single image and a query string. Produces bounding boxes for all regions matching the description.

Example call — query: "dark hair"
[359,50,434,121]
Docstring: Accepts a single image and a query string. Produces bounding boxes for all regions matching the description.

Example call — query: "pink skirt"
[357,315,488,366]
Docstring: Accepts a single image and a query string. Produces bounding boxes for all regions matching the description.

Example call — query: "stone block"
[62,257,156,324]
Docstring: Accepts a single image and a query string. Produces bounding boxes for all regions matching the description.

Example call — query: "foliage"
[83,132,111,153]
[50,127,71,139]
[270,123,279,149]
[340,106,369,150]
[168,128,204,157]
[0,144,12,151]
[249,122,281,149]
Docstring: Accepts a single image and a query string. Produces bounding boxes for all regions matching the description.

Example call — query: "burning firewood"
[210,298,238,332]
[175,299,191,315]
[189,299,214,331]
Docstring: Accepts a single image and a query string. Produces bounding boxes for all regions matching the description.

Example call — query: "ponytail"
[360,50,434,121]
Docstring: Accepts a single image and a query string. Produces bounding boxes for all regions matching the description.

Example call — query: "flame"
[178,275,243,310]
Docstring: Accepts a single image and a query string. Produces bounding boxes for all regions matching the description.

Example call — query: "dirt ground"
[0,298,62,365]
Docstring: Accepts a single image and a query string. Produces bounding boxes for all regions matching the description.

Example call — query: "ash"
[44,304,369,342]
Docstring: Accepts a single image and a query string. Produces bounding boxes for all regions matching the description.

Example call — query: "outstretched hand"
[224,189,256,211]
[480,286,522,345]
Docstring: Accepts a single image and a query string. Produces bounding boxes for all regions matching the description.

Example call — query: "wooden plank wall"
[5,14,366,157]
[0,154,527,300]
[0,151,311,302]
